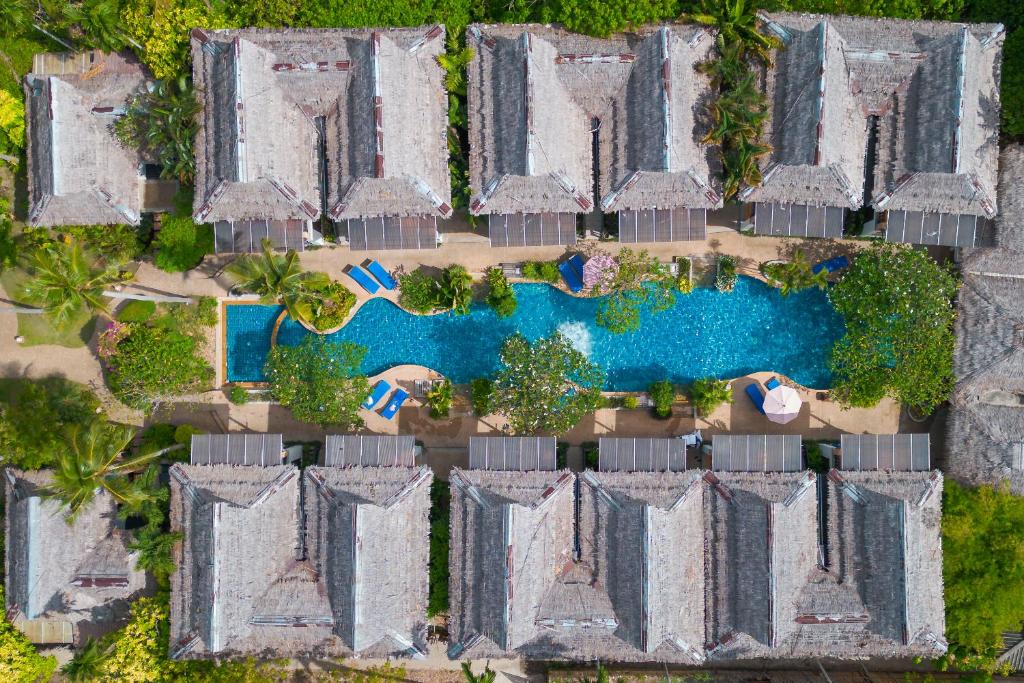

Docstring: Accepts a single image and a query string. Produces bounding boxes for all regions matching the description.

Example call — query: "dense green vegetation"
[490,332,605,434]
[828,243,957,413]
[0,377,101,470]
[264,335,369,428]
[689,377,733,416]
[485,267,517,317]
[761,249,828,296]
[427,378,454,418]
[20,240,127,328]
[521,260,561,283]
[398,265,473,315]
[648,379,677,418]
[591,248,676,334]
[470,377,495,415]
[152,191,213,273]
[427,477,451,617]
[941,480,1024,676]
[0,588,56,683]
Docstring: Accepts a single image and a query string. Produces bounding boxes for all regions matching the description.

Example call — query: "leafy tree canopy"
[492,332,605,434]
[0,588,57,683]
[264,335,369,428]
[828,243,957,412]
[0,377,101,470]
[20,240,126,328]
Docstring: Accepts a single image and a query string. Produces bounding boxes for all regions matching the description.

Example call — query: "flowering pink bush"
[582,252,618,292]
[98,320,131,363]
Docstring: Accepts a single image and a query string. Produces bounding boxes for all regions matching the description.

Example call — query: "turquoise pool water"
[226,277,844,390]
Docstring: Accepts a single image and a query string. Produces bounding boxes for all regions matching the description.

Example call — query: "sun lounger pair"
[559,254,585,293]
[811,255,850,275]
[745,383,767,415]
[346,260,397,294]
[362,380,409,420]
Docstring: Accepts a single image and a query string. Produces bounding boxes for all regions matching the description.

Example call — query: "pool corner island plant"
[827,243,958,413]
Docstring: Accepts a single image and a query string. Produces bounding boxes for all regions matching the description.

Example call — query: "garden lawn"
[0,267,96,347]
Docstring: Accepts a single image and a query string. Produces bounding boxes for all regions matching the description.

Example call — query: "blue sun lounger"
[812,255,850,275]
[380,388,409,420]
[347,265,380,294]
[766,376,781,391]
[745,383,766,414]
[363,380,391,410]
[365,260,397,290]
[559,254,585,293]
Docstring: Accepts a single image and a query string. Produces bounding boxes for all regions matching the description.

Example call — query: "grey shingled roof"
[747,13,1003,218]
[4,470,144,629]
[24,52,146,226]
[945,145,1024,492]
[191,26,451,223]
[466,23,722,216]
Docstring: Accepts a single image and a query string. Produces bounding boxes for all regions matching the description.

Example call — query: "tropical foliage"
[0,588,57,683]
[491,332,605,434]
[470,377,495,416]
[398,269,439,313]
[398,265,473,315]
[461,662,497,683]
[21,241,126,328]
[428,478,451,617]
[427,378,454,418]
[63,223,146,266]
[716,254,737,292]
[485,267,517,317]
[649,379,676,418]
[0,89,25,166]
[115,76,200,182]
[940,480,1024,676]
[828,243,957,412]
[761,249,829,296]
[264,336,369,428]
[592,248,675,334]
[521,260,561,283]
[0,377,101,470]
[689,377,733,416]
[152,191,214,272]
[44,421,159,522]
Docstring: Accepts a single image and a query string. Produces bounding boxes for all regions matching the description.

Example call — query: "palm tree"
[724,139,772,198]
[683,0,782,65]
[20,241,127,328]
[226,240,330,325]
[64,0,129,52]
[44,421,159,522]
[461,662,496,683]
[769,249,830,296]
[436,265,473,315]
[115,77,200,182]
[583,663,611,683]
[0,0,31,36]
[62,638,110,681]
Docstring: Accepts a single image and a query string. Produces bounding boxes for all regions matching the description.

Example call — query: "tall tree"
[492,333,605,434]
[683,0,781,64]
[20,241,127,328]
[61,639,110,682]
[226,240,330,324]
[44,422,159,522]
[115,76,200,182]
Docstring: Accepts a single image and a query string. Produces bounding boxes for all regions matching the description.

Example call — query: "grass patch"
[0,267,96,347]
[116,299,156,323]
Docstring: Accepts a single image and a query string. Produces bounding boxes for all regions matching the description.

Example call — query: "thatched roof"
[466,23,721,216]
[192,26,450,223]
[4,470,144,629]
[304,465,432,658]
[24,52,147,226]
[749,13,1003,217]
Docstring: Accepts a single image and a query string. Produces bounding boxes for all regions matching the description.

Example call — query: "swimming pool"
[225,277,844,391]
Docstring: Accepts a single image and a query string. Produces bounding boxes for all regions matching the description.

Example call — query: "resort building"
[448,435,947,663]
[946,145,1024,492]
[191,26,451,253]
[4,469,145,644]
[466,23,722,247]
[169,433,432,659]
[747,13,1003,245]
[23,51,171,226]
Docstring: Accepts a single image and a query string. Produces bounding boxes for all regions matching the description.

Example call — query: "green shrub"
[228,386,249,405]
[0,587,57,682]
[522,260,560,283]
[0,377,101,470]
[298,280,357,331]
[485,267,517,317]
[676,257,693,294]
[689,378,733,416]
[0,213,16,273]
[435,265,473,315]
[581,441,599,470]
[173,424,203,445]
[622,395,639,409]
[426,379,454,419]
[596,292,643,333]
[804,440,828,473]
[716,255,737,293]
[398,269,439,313]
[63,224,144,265]
[105,323,213,411]
[138,423,176,455]
[427,478,450,617]
[648,379,676,418]
[470,378,495,416]
[556,441,569,469]
[153,192,214,272]
[117,299,156,323]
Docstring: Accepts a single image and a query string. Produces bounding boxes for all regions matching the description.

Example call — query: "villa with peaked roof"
[191,26,451,253]
[169,433,431,660]
[448,438,947,663]
[945,145,1024,492]
[24,51,150,227]
[4,470,146,644]
[466,23,722,247]
[747,13,1003,245]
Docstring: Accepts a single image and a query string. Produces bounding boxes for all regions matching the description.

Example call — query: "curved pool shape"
[226,277,844,391]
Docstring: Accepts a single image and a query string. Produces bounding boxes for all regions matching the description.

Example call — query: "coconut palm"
[64,0,129,51]
[723,139,772,198]
[461,662,496,683]
[44,421,159,522]
[0,0,31,36]
[435,265,473,315]
[20,241,127,328]
[226,240,330,324]
[115,76,200,182]
[767,249,830,296]
[62,637,110,681]
[683,0,781,65]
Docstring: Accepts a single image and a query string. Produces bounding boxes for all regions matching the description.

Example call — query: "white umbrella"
[763,384,802,424]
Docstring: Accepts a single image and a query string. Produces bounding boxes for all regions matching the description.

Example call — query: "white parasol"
[763,384,802,424]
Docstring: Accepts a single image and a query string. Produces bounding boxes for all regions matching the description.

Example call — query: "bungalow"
[191,26,451,253]
[24,51,154,227]
[448,436,946,663]
[169,433,431,659]
[466,23,722,247]
[4,470,145,644]
[945,145,1024,492]
[747,13,1003,245]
